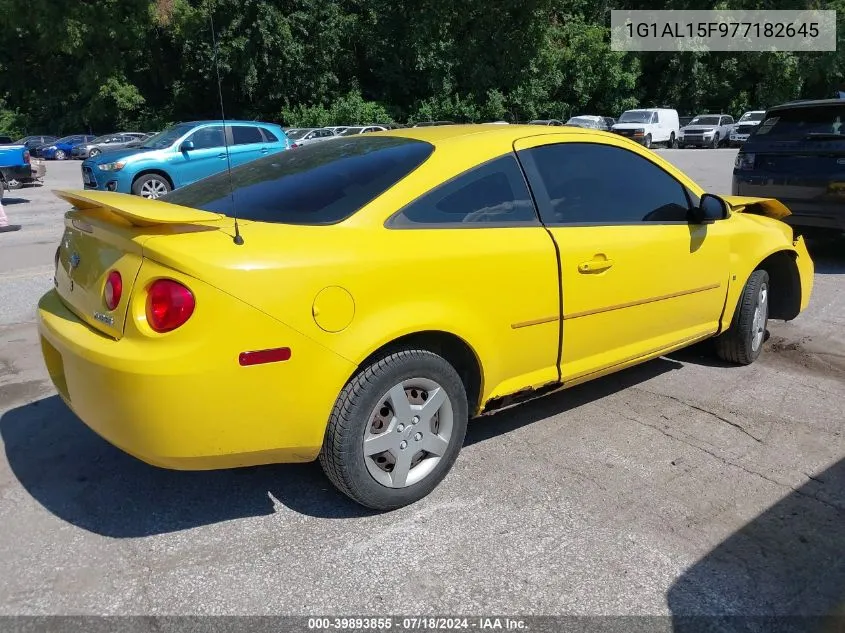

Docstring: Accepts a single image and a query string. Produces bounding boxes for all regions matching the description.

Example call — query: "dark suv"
[733,98,845,232]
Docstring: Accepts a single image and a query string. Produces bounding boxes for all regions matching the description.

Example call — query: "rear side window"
[162,136,434,225]
[231,126,263,145]
[389,155,537,227]
[261,128,279,142]
[755,105,845,139]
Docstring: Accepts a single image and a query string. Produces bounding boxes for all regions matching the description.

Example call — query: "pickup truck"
[0,144,46,189]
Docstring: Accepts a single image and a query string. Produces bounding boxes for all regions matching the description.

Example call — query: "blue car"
[81,120,290,198]
[41,135,97,160]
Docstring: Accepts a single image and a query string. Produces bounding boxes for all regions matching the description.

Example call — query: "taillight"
[104,270,122,310]
[735,152,755,170]
[23,150,30,164]
[146,279,195,333]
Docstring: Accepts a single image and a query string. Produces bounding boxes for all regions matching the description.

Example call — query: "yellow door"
[514,134,731,382]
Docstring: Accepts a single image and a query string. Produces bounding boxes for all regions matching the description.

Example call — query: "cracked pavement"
[0,154,843,617]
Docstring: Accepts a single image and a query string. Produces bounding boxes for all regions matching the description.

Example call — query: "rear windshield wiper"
[803,132,845,140]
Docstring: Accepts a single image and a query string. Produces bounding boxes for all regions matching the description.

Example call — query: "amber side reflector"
[238,347,292,366]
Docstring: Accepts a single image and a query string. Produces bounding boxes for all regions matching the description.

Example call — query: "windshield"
[618,111,651,123]
[339,127,364,136]
[754,105,845,139]
[567,117,597,127]
[141,124,195,149]
[162,136,434,225]
[690,116,721,126]
[91,135,120,144]
[739,112,765,123]
[54,136,80,144]
[285,129,311,140]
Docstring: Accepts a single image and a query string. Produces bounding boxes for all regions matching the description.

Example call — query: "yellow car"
[37,125,813,510]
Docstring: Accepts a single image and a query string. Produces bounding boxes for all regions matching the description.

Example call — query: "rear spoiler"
[720,195,792,221]
[54,189,225,227]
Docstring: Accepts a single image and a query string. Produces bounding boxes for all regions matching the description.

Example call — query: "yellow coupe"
[37,125,813,510]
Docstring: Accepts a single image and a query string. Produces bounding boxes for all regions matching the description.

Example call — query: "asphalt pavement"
[0,151,843,618]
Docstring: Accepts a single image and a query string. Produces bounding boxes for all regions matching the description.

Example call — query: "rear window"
[162,136,434,225]
[754,105,845,139]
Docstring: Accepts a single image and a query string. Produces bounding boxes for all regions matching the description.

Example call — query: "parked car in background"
[0,136,12,144]
[72,133,149,159]
[8,135,58,152]
[325,126,349,135]
[285,128,337,147]
[529,119,564,126]
[733,98,845,233]
[41,135,97,160]
[81,120,289,199]
[565,115,609,130]
[679,116,694,128]
[0,143,45,189]
[603,117,616,128]
[412,121,455,127]
[729,111,767,147]
[611,108,680,149]
[678,114,735,148]
[338,125,388,135]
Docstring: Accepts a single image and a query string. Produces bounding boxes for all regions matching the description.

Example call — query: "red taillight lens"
[146,279,195,333]
[23,150,30,164]
[104,270,122,311]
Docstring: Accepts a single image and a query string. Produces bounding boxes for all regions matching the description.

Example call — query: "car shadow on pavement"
[668,456,845,633]
[805,236,845,276]
[1,358,682,537]
[0,196,29,205]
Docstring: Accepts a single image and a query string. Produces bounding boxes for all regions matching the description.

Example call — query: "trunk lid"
[52,190,225,339]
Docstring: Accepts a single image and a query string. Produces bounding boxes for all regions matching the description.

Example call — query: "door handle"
[260,148,269,154]
[217,152,228,159]
[578,258,614,273]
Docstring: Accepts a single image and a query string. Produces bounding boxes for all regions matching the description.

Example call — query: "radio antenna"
[210,14,243,245]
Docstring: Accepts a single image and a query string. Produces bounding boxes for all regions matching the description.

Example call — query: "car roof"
[769,98,845,111]
[376,123,608,146]
[179,120,280,126]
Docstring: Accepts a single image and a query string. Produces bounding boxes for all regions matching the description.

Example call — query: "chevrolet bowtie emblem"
[69,252,81,269]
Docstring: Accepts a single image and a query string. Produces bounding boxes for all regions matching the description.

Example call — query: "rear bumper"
[732,175,845,230]
[37,287,354,470]
[0,165,33,181]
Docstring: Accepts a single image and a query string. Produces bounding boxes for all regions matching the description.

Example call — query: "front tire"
[54,149,66,160]
[715,270,769,365]
[711,133,720,149]
[319,349,469,511]
[132,174,171,199]
[643,134,652,149]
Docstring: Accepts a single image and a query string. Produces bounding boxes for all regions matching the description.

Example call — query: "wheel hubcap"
[363,377,453,488]
[140,179,168,199]
[751,284,768,351]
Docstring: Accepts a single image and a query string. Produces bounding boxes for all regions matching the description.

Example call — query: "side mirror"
[691,193,728,224]
[179,140,194,152]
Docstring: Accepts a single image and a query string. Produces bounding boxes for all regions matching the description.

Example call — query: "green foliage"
[0,0,841,134]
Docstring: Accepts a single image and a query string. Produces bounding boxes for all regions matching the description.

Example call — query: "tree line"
[0,0,842,135]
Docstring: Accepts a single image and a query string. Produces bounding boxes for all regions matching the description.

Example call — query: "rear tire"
[54,149,66,160]
[89,148,101,158]
[715,270,770,365]
[319,349,468,511]
[132,174,171,199]
[668,132,677,149]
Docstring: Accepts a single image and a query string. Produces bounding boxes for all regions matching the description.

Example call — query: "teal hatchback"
[81,120,290,198]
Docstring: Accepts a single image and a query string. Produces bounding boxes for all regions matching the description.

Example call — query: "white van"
[611,108,680,149]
